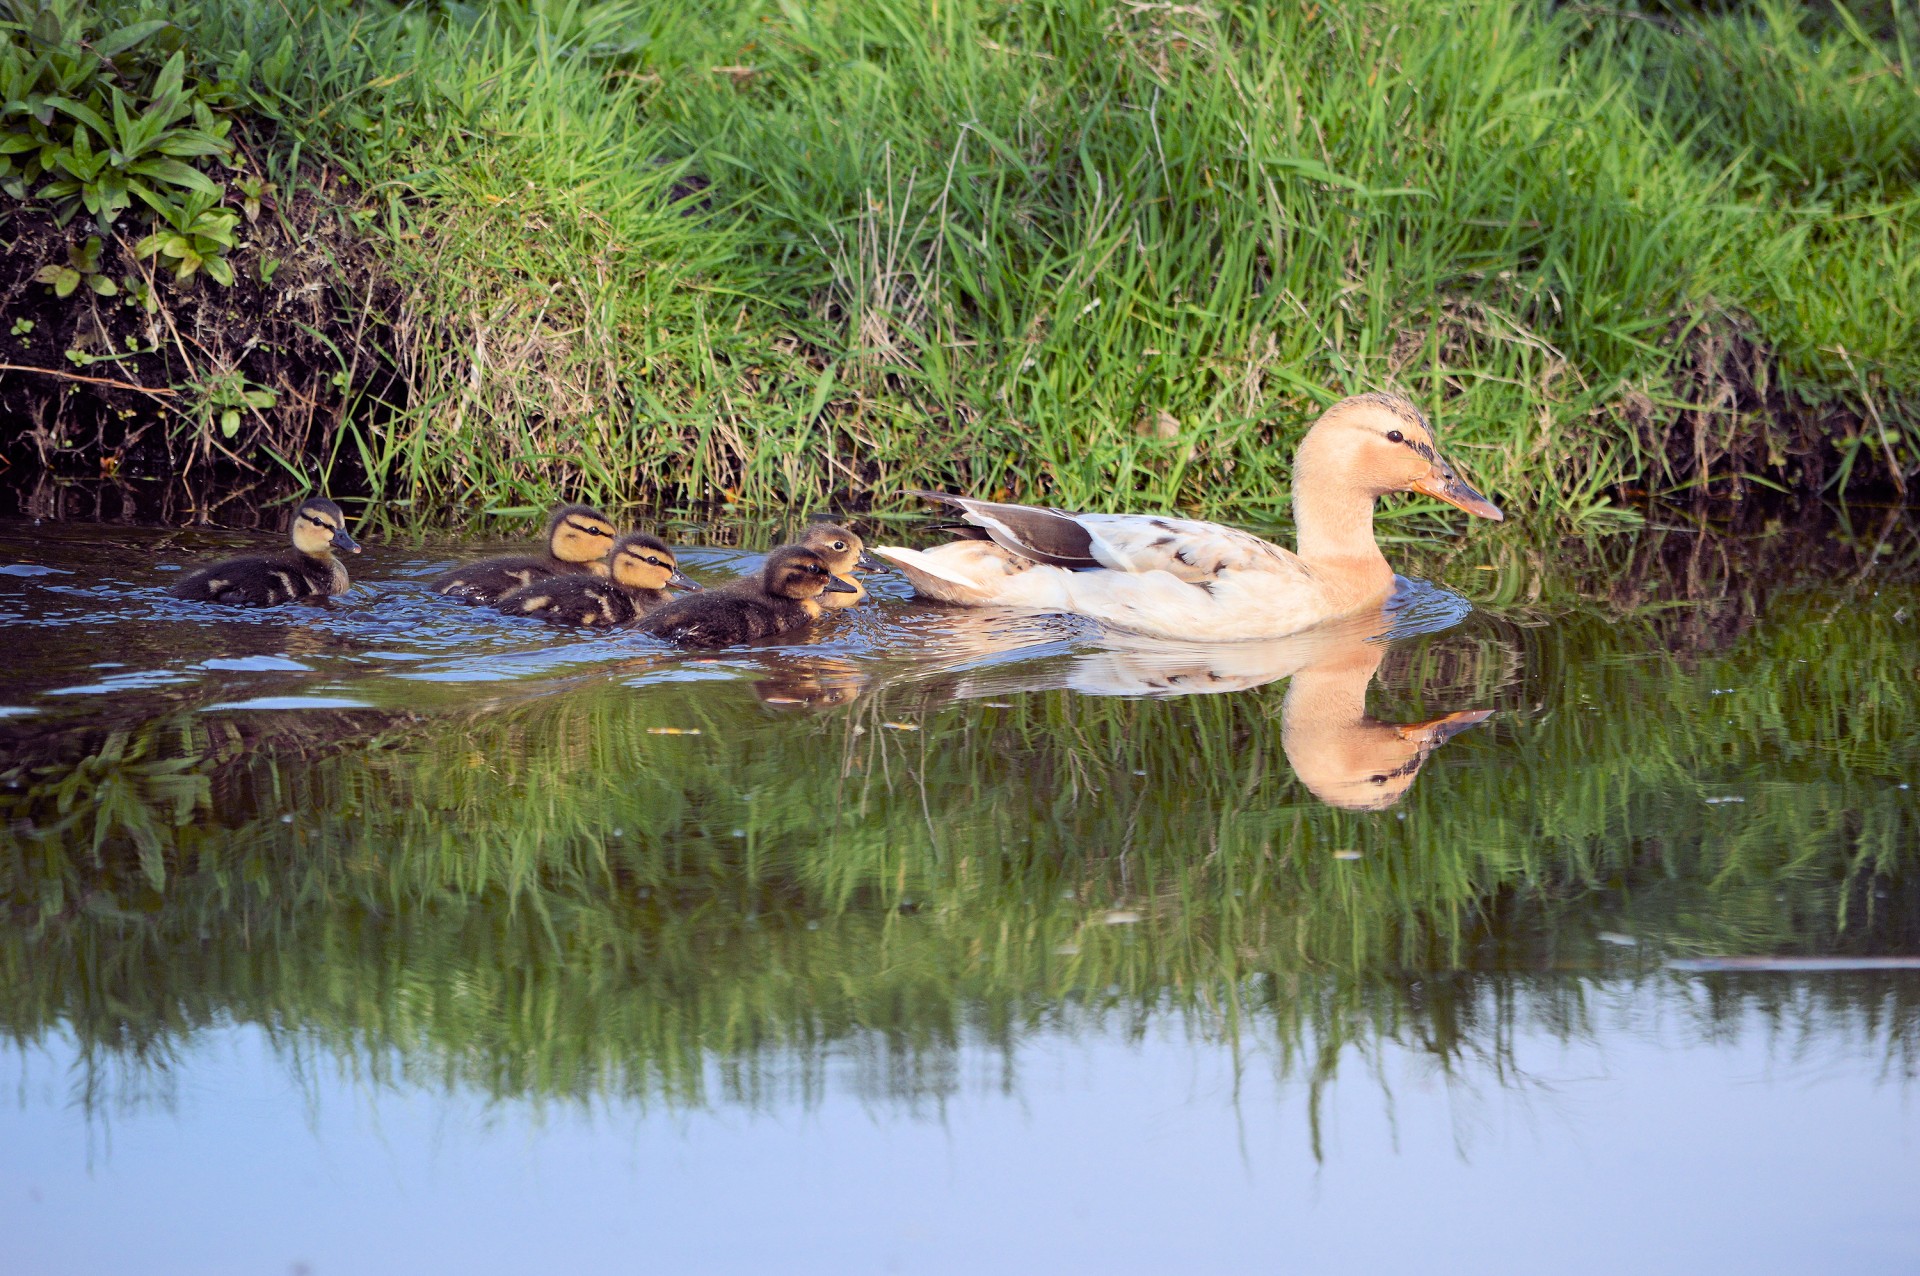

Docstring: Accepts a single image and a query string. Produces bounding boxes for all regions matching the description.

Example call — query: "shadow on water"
[0,503,1916,1131]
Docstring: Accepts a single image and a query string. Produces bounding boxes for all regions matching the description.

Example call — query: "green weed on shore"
[14,0,1920,520]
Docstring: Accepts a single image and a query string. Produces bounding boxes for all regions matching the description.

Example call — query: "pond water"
[2,504,1917,1274]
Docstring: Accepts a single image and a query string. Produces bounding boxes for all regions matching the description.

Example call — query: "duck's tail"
[871,545,995,605]
[874,542,1050,606]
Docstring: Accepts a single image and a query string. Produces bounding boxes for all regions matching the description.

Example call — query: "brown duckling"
[640,544,856,647]
[169,497,360,606]
[494,532,700,627]
[800,521,884,609]
[430,503,616,603]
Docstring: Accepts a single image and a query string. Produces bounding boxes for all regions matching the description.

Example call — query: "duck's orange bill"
[1411,468,1504,521]
[1393,709,1494,746]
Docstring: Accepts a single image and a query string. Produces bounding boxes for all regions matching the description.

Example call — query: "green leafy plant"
[133,185,237,282]
[1,0,247,284]
[32,233,117,296]
[184,366,275,438]
[231,170,268,222]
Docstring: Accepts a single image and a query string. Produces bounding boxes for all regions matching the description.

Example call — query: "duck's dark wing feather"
[910,492,1100,569]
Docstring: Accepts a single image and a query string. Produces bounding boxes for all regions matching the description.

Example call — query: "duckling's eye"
[1386,430,1404,444]
[1369,773,1388,785]
[831,540,847,551]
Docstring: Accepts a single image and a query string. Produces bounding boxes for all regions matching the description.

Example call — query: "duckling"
[494,532,700,627]
[640,544,857,647]
[169,497,360,606]
[430,503,616,603]
[800,521,884,609]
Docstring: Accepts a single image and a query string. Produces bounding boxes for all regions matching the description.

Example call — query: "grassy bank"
[3,0,1916,521]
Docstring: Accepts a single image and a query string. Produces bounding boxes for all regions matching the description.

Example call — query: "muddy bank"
[0,174,398,500]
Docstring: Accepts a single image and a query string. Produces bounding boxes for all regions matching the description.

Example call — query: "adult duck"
[872,393,1502,641]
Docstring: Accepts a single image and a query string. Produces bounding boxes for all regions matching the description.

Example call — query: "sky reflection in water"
[1,511,1917,1272]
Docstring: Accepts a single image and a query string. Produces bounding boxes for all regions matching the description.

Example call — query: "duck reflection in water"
[899,605,1492,811]
[1278,637,1490,810]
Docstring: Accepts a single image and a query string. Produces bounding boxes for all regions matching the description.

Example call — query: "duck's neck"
[1292,433,1392,592]
[299,548,348,593]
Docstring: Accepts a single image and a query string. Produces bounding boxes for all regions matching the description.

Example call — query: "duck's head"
[1291,709,1493,811]
[800,521,883,574]
[763,545,861,601]
[546,503,618,565]
[1300,394,1503,521]
[609,532,700,592]
[290,497,360,556]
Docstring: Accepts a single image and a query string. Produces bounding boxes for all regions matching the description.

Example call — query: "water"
[2,507,1917,1274]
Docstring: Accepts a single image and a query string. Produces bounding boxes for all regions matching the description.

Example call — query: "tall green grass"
[120,0,1920,517]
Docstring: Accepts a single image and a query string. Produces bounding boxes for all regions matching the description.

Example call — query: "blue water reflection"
[4,980,1916,1276]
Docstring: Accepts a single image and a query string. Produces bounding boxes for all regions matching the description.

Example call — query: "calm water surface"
[2,506,1917,1274]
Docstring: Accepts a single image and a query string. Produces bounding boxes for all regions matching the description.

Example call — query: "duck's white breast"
[1055,568,1335,642]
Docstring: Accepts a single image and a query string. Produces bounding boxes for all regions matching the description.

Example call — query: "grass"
[8,0,1919,521]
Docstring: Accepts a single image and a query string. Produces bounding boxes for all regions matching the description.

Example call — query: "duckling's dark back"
[169,497,358,606]
[171,553,339,606]
[432,555,589,604]
[495,575,671,627]
[640,544,845,647]
[639,588,809,647]
[430,504,615,604]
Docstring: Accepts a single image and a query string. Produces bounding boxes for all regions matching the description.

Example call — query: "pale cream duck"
[874,393,1502,641]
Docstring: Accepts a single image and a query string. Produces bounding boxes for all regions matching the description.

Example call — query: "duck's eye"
[831,541,847,551]
[1386,430,1404,444]
[1369,773,1388,785]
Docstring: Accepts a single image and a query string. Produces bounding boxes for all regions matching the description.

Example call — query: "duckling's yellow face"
[764,546,849,601]
[547,507,617,564]
[1314,395,1503,520]
[290,499,360,556]
[799,523,878,575]
[611,541,675,591]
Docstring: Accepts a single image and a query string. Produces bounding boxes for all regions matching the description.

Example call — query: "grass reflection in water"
[2,519,1917,1117]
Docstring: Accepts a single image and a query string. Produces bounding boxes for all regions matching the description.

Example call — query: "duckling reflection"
[896,606,1490,810]
[750,654,869,709]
